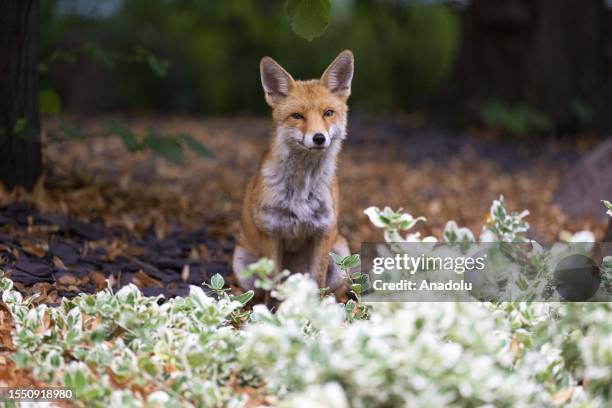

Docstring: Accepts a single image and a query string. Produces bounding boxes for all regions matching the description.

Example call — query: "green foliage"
[443,220,475,244]
[45,119,212,164]
[37,40,207,163]
[138,47,171,78]
[104,121,213,164]
[40,0,461,114]
[329,252,360,270]
[4,255,612,406]
[364,206,429,242]
[1,200,611,405]
[179,133,215,158]
[480,100,554,135]
[330,252,370,319]
[209,273,226,291]
[13,118,27,135]
[483,195,530,242]
[142,130,184,165]
[364,196,609,304]
[40,44,171,78]
[105,121,142,153]
[204,273,254,320]
[238,257,290,292]
[1,269,254,406]
[286,0,331,41]
[39,89,62,115]
[231,290,255,306]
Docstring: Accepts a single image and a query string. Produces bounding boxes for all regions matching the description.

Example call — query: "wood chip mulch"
[0,201,234,303]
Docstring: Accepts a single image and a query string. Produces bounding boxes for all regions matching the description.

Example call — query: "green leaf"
[210,273,225,290]
[329,252,345,266]
[138,355,158,376]
[146,54,170,78]
[231,290,254,305]
[11,351,29,367]
[187,351,208,368]
[39,89,62,115]
[342,254,360,269]
[64,372,74,390]
[83,43,114,70]
[60,122,86,139]
[106,120,142,152]
[286,0,331,41]
[179,133,214,158]
[13,118,27,135]
[143,130,184,165]
[74,369,87,394]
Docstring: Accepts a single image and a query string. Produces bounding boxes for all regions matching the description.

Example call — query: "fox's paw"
[232,245,258,291]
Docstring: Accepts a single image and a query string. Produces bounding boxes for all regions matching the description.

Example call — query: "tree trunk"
[0,0,42,191]
[440,0,610,133]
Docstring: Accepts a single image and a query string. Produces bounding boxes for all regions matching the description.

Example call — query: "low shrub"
[1,198,611,407]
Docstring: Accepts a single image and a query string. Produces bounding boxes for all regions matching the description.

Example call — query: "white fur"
[233,245,258,290]
[258,121,345,250]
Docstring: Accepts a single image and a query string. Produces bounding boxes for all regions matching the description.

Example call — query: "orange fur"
[233,51,354,295]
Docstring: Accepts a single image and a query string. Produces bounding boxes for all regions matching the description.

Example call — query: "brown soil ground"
[37,115,609,243]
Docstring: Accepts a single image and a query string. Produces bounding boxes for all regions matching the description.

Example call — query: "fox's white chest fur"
[258,140,340,248]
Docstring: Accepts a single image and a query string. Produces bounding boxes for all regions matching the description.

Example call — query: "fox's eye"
[291,113,304,120]
[323,110,334,117]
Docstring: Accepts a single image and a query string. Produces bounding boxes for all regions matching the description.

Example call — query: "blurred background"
[1,0,611,297]
[41,0,461,115]
[40,0,612,132]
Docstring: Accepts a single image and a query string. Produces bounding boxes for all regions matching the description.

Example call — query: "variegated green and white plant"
[0,198,610,407]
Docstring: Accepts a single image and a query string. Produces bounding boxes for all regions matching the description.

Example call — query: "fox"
[232,50,354,296]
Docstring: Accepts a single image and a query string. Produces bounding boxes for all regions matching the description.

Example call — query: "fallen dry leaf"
[132,270,162,288]
[57,274,78,286]
[53,256,67,270]
[0,303,14,351]
[90,271,107,290]
[20,240,47,258]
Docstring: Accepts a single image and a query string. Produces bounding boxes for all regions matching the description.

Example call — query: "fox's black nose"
[313,133,326,146]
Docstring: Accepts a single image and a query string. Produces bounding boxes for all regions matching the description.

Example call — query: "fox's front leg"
[261,235,283,276]
[309,236,331,288]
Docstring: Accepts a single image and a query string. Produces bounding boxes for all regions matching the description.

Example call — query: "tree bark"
[0,0,42,191]
[440,0,611,133]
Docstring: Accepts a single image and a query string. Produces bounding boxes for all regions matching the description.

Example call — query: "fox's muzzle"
[304,131,330,149]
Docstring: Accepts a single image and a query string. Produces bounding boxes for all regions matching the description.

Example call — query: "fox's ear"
[260,57,295,106]
[321,50,354,100]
